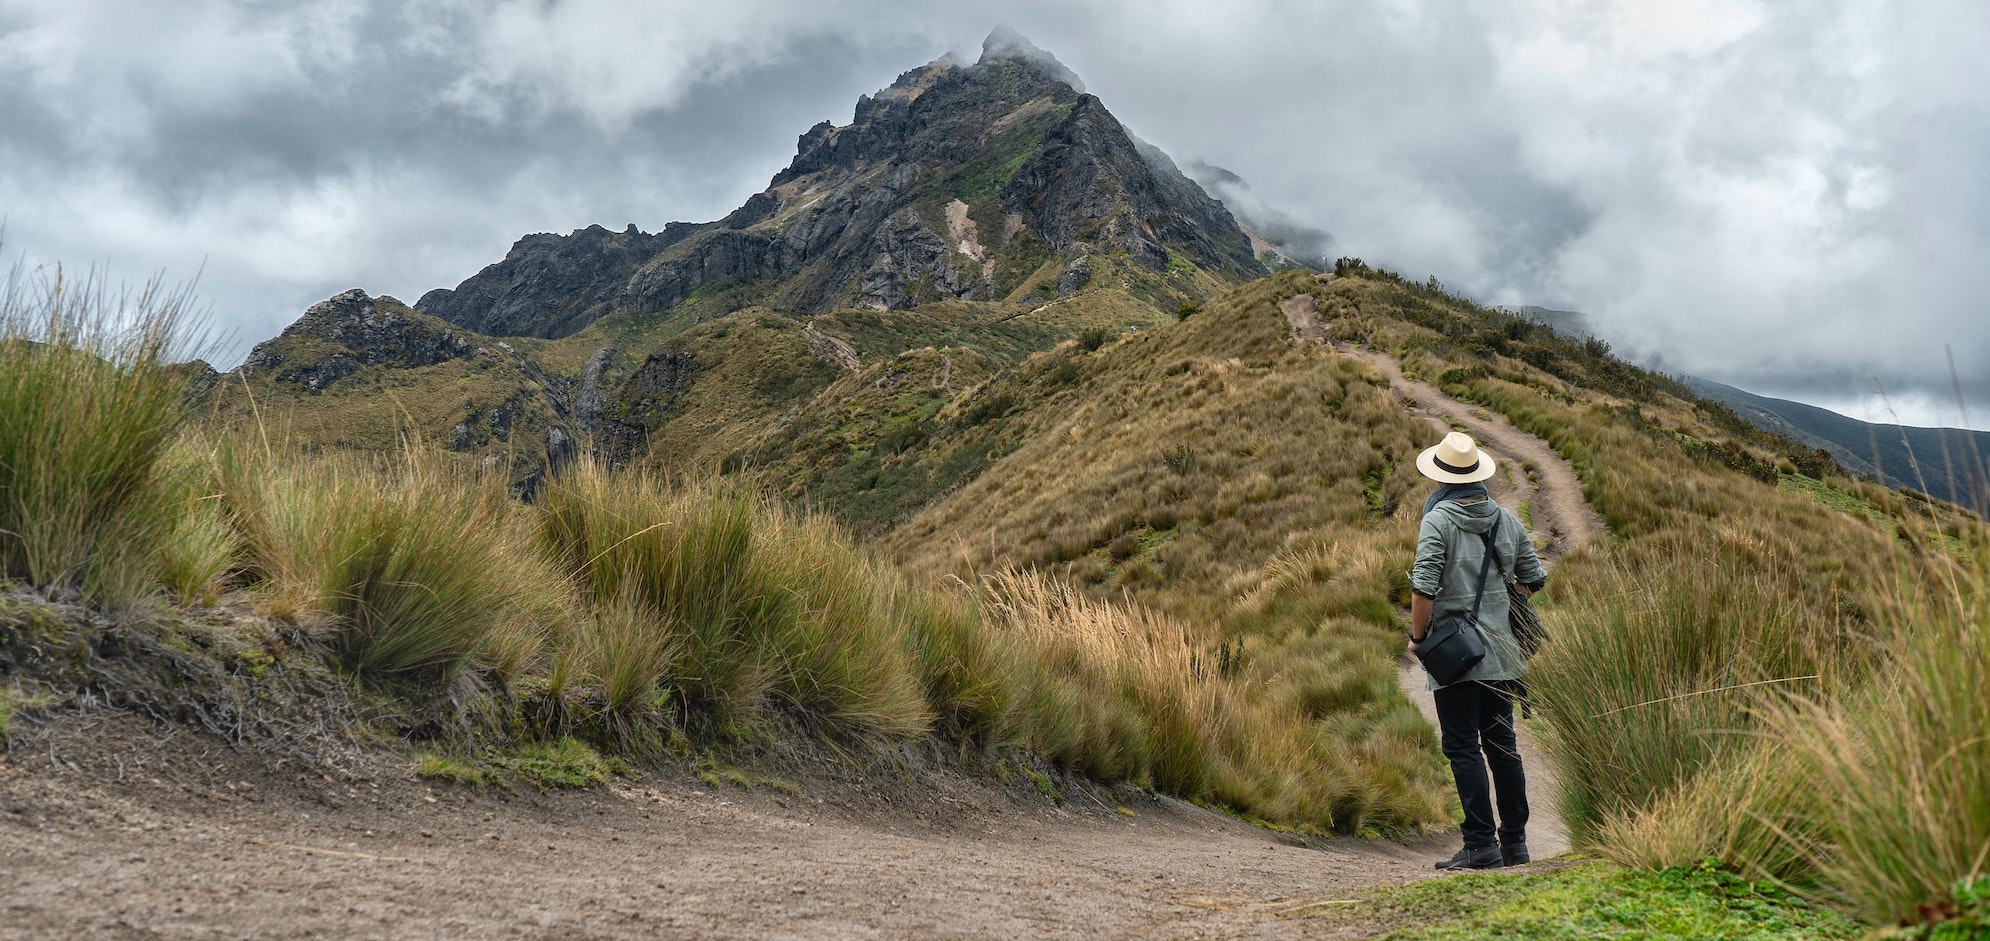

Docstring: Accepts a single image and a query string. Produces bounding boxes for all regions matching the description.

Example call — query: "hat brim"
[1416,444,1498,483]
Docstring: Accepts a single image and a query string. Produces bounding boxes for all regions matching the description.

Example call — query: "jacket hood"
[1429,495,1501,535]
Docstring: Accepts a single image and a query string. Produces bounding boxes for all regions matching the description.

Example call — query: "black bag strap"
[1467,516,1503,620]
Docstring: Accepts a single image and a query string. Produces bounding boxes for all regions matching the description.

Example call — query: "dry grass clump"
[213,444,567,678]
[975,569,1447,832]
[540,462,931,739]
[1765,553,1990,923]
[0,262,197,607]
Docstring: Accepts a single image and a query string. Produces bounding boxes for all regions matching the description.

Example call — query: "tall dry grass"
[213,443,568,678]
[539,463,930,739]
[1765,551,1990,923]
[975,568,1447,833]
[0,261,198,606]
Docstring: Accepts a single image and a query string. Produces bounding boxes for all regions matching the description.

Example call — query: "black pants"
[1433,679,1529,850]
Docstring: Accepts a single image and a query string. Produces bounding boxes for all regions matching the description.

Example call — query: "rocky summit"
[225,31,1282,501]
[411,30,1265,340]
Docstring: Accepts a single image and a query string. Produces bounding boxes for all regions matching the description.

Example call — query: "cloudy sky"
[3,0,1985,426]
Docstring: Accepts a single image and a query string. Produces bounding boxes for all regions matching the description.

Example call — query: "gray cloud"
[1,0,1984,426]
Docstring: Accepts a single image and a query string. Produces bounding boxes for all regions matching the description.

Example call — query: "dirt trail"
[1278,290,1604,565]
[2,716,1452,941]
[1281,288,1609,865]
[0,294,1614,941]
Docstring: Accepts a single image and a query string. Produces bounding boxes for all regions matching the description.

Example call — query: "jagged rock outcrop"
[447,392,530,452]
[412,30,1266,340]
[416,224,697,339]
[1057,257,1093,297]
[245,290,481,393]
[574,347,613,434]
[597,349,696,467]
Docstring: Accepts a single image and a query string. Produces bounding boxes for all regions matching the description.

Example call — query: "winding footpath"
[1283,287,1606,865]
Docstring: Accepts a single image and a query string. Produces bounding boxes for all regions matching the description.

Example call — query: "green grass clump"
[1338,861,1861,941]
[414,752,486,786]
[491,737,619,789]
[0,262,197,607]
[1526,534,1864,850]
[218,447,567,679]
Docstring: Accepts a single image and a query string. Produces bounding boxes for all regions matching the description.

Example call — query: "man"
[1408,431,1547,870]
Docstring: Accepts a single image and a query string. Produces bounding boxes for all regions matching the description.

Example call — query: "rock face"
[413,31,1266,340]
[245,290,481,392]
[416,224,692,340]
[597,349,696,467]
[574,347,614,434]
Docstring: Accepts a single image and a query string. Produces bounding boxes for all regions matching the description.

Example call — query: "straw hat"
[1416,431,1497,483]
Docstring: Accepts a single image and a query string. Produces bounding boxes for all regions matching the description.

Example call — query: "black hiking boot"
[1501,842,1530,866]
[1434,845,1504,870]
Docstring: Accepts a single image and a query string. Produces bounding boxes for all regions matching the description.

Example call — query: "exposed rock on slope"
[415,224,689,340]
[244,290,482,393]
[598,349,697,467]
[414,31,1265,340]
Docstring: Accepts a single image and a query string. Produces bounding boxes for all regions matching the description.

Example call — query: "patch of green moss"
[1023,766,1063,803]
[1779,473,1875,517]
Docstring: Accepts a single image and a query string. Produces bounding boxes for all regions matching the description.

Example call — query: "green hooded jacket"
[1412,495,1547,690]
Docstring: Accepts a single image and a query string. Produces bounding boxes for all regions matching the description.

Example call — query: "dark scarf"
[1421,482,1489,518]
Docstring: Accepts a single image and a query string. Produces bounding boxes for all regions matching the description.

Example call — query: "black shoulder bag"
[1415,517,1501,687]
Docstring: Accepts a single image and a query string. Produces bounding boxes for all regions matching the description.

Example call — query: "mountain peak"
[978,27,1085,92]
[412,34,1261,338]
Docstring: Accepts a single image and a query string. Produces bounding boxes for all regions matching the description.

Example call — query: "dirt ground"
[2,713,1496,941]
[3,311,1604,940]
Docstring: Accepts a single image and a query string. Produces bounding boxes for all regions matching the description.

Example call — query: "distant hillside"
[1682,375,1988,507]
[1508,304,1986,509]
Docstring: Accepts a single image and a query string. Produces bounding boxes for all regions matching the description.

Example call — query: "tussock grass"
[0,261,197,606]
[978,569,1447,833]
[540,463,930,739]
[979,570,1222,793]
[215,446,567,679]
[1526,531,1872,847]
[1767,553,1990,923]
